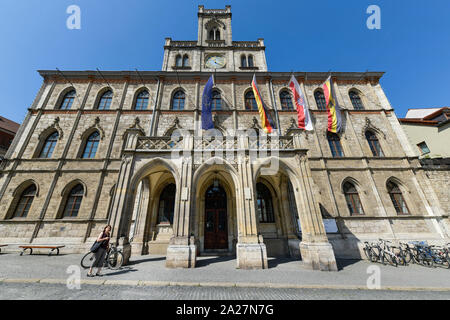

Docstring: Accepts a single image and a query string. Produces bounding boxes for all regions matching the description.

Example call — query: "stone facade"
[0,6,448,270]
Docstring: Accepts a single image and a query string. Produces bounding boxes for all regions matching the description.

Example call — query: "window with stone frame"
[241,55,247,68]
[172,90,185,110]
[365,130,384,157]
[343,181,364,215]
[245,91,257,110]
[349,90,364,110]
[211,89,222,110]
[59,90,76,110]
[82,131,100,159]
[175,55,182,67]
[314,89,327,110]
[134,90,149,110]
[248,55,254,67]
[256,183,275,223]
[327,133,344,157]
[63,184,84,218]
[39,131,59,158]
[12,185,36,218]
[97,90,113,110]
[387,181,410,215]
[183,55,190,67]
[280,90,294,110]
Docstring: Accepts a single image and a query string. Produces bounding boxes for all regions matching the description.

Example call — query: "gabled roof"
[399,107,450,127]
[0,116,20,134]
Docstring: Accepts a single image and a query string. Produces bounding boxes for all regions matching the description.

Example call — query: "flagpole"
[269,76,282,136]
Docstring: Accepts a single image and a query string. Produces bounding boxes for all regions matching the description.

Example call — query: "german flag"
[323,76,342,133]
[252,74,276,134]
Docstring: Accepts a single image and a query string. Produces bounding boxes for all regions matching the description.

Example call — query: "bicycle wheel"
[363,247,372,261]
[107,250,124,270]
[418,253,434,268]
[81,252,96,269]
[385,252,398,267]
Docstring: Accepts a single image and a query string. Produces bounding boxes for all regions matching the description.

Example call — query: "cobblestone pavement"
[1,282,449,300]
[0,252,449,290]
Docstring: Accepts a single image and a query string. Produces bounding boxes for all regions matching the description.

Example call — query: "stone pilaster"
[295,154,338,271]
[166,139,197,268]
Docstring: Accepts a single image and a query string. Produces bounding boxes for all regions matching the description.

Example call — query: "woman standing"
[87,225,111,277]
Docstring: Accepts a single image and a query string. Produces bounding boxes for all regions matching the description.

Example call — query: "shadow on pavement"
[267,257,298,269]
[104,267,138,276]
[336,259,361,270]
[196,255,235,268]
[128,256,166,265]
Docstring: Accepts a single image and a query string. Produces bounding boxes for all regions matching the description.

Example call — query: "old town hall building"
[0,6,448,271]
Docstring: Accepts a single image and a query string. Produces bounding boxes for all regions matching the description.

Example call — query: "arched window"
[82,131,100,159]
[171,90,185,110]
[245,91,257,110]
[209,29,215,40]
[257,183,275,223]
[343,182,364,215]
[39,131,59,158]
[241,55,247,68]
[387,181,410,215]
[175,55,182,67]
[349,90,364,110]
[158,184,176,224]
[248,55,254,67]
[215,29,220,40]
[212,90,222,110]
[314,89,327,110]
[63,184,84,218]
[59,90,76,110]
[365,130,384,157]
[134,90,149,110]
[280,90,294,110]
[12,185,36,218]
[183,55,189,67]
[327,133,343,157]
[97,90,113,110]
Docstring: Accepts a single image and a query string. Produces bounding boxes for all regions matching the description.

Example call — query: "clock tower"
[162,5,268,72]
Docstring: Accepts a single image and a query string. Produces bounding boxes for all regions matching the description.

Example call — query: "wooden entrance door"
[204,185,228,250]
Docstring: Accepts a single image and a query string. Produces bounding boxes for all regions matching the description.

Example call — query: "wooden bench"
[19,245,65,256]
[0,244,7,253]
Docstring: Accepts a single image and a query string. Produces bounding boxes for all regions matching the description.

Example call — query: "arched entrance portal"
[204,184,228,250]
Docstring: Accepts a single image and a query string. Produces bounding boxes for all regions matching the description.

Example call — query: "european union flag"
[201,76,214,130]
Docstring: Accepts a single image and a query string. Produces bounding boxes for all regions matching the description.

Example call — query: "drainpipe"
[149,77,161,136]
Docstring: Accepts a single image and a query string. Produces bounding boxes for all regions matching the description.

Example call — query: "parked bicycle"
[81,243,124,270]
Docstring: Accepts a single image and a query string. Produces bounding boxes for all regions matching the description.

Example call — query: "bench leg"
[20,248,32,256]
[48,248,60,256]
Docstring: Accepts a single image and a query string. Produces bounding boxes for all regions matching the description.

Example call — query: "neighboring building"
[0,6,448,271]
[0,116,20,158]
[399,107,450,158]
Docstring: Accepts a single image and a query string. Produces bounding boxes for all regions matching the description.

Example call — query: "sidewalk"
[1,252,449,290]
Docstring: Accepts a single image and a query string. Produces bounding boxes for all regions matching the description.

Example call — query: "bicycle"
[80,243,124,270]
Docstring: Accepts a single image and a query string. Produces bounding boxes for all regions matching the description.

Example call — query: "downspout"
[149,77,161,136]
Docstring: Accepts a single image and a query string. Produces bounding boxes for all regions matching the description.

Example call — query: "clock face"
[205,55,226,69]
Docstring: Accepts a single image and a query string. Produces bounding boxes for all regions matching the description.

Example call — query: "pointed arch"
[170,88,186,110]
[56,87,76,110]
[133,87,150,110]
[349,88,365,110]
[314,88,327,110]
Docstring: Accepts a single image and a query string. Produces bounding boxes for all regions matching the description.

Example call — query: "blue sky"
[0,0,449,124]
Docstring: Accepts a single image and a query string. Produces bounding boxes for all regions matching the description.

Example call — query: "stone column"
[236,147,268,269]
[108,127,143,264]
[166,136,196,268]
[295,154,338,271]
